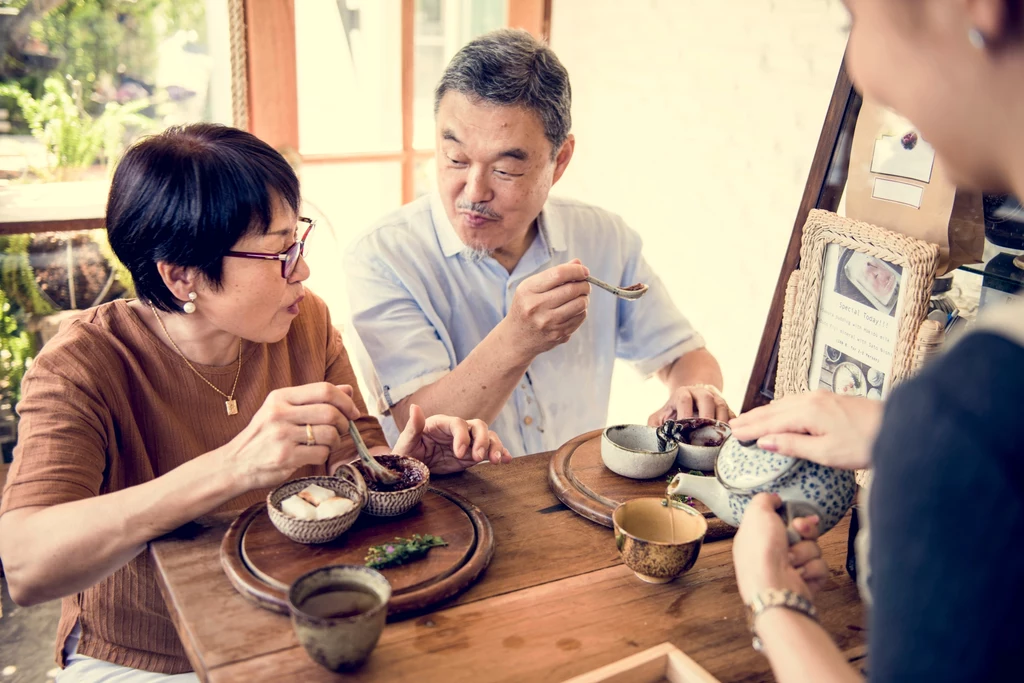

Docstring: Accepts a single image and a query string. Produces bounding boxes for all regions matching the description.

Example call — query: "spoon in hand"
[586,275,649,301]
[348,421,401,485]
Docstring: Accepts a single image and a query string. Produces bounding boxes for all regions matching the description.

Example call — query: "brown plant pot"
[27,233,127,311]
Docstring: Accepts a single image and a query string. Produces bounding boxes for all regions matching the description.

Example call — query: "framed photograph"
[775,209,940,401]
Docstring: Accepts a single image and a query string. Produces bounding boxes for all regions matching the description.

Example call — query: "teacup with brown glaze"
[288,565,392,671]
[613,497,708,584]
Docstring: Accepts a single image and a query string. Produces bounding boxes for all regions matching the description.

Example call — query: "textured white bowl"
[601,425,678,480]
[673,418,731,472]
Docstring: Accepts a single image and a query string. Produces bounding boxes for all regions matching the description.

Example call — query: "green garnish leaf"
[365,534,448,570]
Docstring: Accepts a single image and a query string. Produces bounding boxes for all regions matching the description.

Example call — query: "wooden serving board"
[548,430,736,541]
[220,487,493,617]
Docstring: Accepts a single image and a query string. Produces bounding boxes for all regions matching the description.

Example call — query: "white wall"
[549,0,850,422]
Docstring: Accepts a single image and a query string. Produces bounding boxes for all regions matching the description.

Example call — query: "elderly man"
[343,29,729,457]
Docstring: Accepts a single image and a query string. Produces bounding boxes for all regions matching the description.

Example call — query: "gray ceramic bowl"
[613,497,708,583]
[288,565,392,672]
[672,418,731,472]
[601,425,678,480]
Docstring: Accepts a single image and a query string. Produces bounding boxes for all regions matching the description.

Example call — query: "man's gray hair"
[434,28,571,157]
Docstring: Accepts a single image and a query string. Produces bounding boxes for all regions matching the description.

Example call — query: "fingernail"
[788,552,796,565]
[798,566,808,578]
[759,438,777,452]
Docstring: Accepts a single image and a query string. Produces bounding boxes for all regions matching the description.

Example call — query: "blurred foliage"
[0,234,54,318]
[0,289,35,406]
[0,234,45,408]
[12,0,206,88]
[0,74,153,176]
[2,0,206,133]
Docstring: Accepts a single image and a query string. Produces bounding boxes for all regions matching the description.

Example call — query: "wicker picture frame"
[775,209,941,400]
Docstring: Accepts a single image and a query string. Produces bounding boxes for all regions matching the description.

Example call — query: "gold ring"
[305,423,316,447]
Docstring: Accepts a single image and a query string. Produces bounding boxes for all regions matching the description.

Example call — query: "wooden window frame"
[250,0,553,205]
[741,59,861,413]
[0,0,552,236]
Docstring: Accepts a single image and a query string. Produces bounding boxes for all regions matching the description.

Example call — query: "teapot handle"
[777,500,822,546]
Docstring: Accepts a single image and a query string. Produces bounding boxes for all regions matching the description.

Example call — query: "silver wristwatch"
[745,588,819,652]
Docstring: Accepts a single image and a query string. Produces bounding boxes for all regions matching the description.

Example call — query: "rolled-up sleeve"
[343,244,453,414]
[0,339,109,514]
[614,226,705,378]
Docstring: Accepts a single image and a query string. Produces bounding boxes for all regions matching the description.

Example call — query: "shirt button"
[524,416,534,426]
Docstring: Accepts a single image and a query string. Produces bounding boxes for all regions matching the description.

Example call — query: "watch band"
[746,589,819,652]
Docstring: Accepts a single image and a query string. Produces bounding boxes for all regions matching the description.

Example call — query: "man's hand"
[392,404,512,475]
[729,391,881,471]
[502,259,590,359]
[648,384,732,426]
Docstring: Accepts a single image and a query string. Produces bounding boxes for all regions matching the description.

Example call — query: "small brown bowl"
[613,497,708,584]
[268,464,367,544]
[353,455,430,517]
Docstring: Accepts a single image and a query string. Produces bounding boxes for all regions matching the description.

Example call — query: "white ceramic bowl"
[601,425,678,480]
[672,418,731,472]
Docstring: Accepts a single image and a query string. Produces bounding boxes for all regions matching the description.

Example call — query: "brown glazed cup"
[613,497,708,584]
[288,565,392,672]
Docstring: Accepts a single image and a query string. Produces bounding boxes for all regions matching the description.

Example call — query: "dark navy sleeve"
[868,331,1024,682]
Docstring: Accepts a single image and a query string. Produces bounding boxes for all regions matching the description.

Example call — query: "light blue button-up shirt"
[342,193,705,457]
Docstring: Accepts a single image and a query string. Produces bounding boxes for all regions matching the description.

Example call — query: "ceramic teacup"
[288,565,392,672]
[670,418,732,472]
[601,425,678,480]
[613,497,708,584]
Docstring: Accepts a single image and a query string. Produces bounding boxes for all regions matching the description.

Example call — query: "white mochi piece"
[315,496,357,520]
[298,484,337,507]
[281,494,317,520]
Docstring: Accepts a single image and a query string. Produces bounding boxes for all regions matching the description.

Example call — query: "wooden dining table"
[150,451,867,682]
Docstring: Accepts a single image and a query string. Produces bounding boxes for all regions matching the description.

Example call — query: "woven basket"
[361,456,430,517]
[267,465,368,544]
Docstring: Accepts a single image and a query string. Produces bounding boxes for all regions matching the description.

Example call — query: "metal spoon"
[348,421,401,485]
[585,276,649,301]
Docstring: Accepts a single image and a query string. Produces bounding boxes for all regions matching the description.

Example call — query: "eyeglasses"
[226,217,315,279]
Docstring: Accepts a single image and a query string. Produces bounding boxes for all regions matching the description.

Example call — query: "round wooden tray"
[221,487,493,617]
[548,429,736,541]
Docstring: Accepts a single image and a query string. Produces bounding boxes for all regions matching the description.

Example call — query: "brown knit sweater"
[0,291,386,674]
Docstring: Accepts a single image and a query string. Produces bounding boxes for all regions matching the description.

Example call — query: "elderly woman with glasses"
[0,123,510,682]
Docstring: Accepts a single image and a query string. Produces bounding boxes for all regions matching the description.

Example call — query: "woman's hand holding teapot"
[733,493,829,604]
[729,391,883,471]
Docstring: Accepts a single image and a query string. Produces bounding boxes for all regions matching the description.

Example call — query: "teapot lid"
[715,437,797,492]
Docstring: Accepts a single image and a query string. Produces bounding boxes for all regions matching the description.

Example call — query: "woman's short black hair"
[106,123,300,312]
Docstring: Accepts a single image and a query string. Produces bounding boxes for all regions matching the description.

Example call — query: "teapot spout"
[666,473,737,526]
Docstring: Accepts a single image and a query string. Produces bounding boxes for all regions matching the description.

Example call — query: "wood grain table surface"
[150,452,866,682]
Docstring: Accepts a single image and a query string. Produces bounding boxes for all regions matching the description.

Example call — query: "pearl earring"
[968,26,987,50]
[183,291,197,314]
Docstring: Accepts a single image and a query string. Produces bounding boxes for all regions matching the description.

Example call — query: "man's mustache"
[456,202,501,219]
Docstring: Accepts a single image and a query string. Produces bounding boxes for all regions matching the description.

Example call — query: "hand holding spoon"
[348,421,401,485]
[585,275,649,301]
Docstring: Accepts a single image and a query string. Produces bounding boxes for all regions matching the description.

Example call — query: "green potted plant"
[0,74,153,181]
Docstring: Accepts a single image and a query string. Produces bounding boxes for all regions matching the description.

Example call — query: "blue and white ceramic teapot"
[666,436,856,536]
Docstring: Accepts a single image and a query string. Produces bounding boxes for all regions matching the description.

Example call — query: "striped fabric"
[0,291,386,674]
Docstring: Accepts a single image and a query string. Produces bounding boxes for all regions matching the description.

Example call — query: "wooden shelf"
[0,180,108,235]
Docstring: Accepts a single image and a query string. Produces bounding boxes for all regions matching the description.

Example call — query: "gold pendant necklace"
[150,305,243,416]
